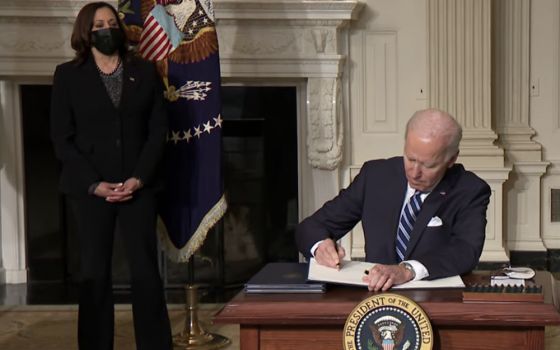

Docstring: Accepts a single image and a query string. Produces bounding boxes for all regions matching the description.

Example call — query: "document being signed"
[308,258,465,289]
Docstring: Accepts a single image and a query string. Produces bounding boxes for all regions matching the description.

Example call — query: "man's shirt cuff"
[403,260,429,281]
[310,240,325,257]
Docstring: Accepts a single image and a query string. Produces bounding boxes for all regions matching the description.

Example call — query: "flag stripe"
[145,34,170,61]
[140,27,166,58]
[151,40,172,61]
[139,16,158,50]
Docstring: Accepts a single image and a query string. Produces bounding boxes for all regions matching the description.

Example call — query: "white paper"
[308,258,465,289]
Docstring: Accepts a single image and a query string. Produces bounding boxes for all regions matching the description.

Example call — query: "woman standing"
[50,2,172,349]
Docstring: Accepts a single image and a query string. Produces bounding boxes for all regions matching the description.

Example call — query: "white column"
[427,0,510,261]
[474,168,511,262]
[505,163,548,251]
[0,80,28,283]
[428,0,504,166]
[493,0,548,252]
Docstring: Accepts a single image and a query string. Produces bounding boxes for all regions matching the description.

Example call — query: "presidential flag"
[119,0,227,262]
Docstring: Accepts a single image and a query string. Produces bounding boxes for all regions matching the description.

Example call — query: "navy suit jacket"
[295,157,491,279]
[50,55,167,196]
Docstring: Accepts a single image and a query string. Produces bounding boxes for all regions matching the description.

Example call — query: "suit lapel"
[119,59,141,114]
[403,167,457,259]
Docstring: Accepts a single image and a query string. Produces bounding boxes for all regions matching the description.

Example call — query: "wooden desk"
[214,271,560,350]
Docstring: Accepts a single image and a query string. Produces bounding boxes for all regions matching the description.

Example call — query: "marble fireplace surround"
[0,0,363,283]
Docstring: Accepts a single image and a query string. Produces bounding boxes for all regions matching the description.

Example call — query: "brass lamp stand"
[173,255,230,349]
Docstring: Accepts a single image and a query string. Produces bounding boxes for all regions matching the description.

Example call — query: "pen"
[334,241,340,269]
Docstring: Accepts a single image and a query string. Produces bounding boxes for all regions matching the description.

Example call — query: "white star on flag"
[213,114,223,128]
[183,129,193,143]
[170,130,181,144]
[203,121,214,134]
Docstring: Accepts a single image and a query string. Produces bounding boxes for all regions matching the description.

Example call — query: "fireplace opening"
[20,84,299,303]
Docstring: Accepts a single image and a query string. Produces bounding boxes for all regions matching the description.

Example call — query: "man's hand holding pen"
[314,238,345,270]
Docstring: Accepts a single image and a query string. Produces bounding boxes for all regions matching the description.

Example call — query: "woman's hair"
[70,1,129,64]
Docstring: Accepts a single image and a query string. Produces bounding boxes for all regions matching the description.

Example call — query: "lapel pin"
[440,191,446,195]
[129,77,135,82]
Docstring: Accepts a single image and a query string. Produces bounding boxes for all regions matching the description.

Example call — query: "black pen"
[334,241,340,269]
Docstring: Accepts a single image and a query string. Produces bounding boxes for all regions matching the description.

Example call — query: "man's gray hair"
[405,109,462,160]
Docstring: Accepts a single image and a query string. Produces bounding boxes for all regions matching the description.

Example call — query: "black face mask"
[91,28,124,55]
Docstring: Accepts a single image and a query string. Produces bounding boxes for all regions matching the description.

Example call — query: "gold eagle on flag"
[120,0,219,101]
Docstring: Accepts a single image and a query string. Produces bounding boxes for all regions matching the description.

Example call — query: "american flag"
[119,0,226,262]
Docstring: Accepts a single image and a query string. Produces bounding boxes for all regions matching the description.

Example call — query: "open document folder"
[308,258,465,289]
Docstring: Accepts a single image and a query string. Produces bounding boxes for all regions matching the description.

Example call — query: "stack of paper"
[245,262,325,294]
[307,258,465,289]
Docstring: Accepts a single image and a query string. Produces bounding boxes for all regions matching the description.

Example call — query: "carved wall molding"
[218,29,303,56]
[0,36,67,54]
[217,26,337,57]
[307,78,343,169]
[0,80,27,284]
[0,0,91,20]
[0,17,75,24]
[214,0,363,20]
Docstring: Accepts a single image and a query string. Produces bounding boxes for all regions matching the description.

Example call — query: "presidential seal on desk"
[343,293,433,350]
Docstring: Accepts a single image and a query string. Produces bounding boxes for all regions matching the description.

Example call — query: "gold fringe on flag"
[158,194,227,263]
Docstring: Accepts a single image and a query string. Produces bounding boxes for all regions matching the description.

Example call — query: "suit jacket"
[295,157,491,279]
[50,55,167,196]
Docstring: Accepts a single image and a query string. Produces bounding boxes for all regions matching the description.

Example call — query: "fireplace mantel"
[0,0,362,77]
[0,0,363,283]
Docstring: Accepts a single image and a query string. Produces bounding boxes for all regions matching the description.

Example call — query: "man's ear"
[447,150,459,168]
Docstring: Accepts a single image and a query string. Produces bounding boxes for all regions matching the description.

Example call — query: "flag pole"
[173,254,230,350]
[118,1,230,348]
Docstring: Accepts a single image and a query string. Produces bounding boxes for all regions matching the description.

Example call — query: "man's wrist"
[399,261,416,280]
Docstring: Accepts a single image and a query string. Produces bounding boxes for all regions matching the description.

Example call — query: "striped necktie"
[396,191,423,262]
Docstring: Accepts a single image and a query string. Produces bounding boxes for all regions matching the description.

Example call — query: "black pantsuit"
[50,55,172,349]
[70,189,170,350]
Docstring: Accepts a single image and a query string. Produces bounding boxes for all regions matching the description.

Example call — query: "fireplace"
[20,83,299,295]
[0,0,363,284]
